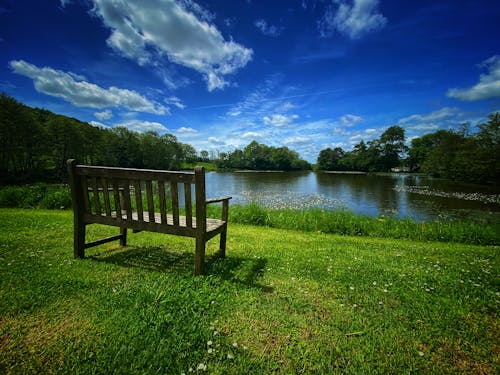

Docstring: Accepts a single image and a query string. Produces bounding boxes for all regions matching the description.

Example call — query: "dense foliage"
[407,113,499,184]
[317,115,500,185]
[317,125,408,172]
[215,140,312,171]
[0,94,196,184]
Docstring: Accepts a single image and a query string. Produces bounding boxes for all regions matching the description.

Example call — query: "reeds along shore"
[0,184,498,245]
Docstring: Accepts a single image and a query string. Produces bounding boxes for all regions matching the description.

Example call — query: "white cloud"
[319,0,387,39]
[447,55,500,101]
[339,114,363,126]
[176,126,198,134]
[255,19,283,37]
[241,131,265,139]
[284,136,311,145]
[94,109,113,120]
[115,119,168,133]
[89,120,109,128]
[263,114,299,127]
[208,136,226,145]
[398,107,460,124]
[10,60,166,114]
[92,0,252,91]
[165,96,186,109]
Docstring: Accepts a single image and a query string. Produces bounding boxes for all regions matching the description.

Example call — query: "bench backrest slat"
[171,181,180,226]
[145,180,155,222]
[90,177,101,215]
[134,180,143,221]
[158,180,167,224]
[184,182,193,228]
[112,180,122,217]
[102,177,112,216]
[122,182,132,220]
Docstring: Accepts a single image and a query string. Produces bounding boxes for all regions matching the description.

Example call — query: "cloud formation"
[94,109,113,120]
[319,0,387,39]
[255,19,283,37]
[176,126,198,134]
[447,55,500,101]
[263,114,299,127]
[115,119,168,133]
[339,114,363,126]
[10,60,166,114]
[91,0,253,91]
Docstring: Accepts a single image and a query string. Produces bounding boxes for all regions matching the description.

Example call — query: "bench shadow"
[90,246,273,293]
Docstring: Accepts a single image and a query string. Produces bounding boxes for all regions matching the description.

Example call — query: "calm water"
[204,171,500,221]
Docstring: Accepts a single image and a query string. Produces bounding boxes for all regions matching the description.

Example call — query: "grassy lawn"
[0,209,498,374]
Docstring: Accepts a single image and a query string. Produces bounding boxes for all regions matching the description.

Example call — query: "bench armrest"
[206,196,232,204]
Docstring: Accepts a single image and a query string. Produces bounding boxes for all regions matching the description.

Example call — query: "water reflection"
[204,171,499,221]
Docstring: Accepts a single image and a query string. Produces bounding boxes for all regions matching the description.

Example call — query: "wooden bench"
[66,159,231,275]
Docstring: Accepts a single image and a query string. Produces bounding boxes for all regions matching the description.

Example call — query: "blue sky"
[1,0,499,161]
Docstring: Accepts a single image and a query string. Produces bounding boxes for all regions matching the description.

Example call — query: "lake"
[204,171,500,222]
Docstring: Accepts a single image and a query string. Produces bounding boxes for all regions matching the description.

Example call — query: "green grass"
[0,209,498,374]
[181,162,218,171]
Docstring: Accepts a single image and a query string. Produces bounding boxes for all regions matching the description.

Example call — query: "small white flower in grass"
[227,353,234,359]
[243,345,248,350]
[207,340,212,346]
[418,351,425,357]
[207,348,213,354]
[372,281,377,286]
[196,363,206,371]
[350,286,355,290]
[383,289,388,293]
[378,301,383,305]
[232,342,238,347]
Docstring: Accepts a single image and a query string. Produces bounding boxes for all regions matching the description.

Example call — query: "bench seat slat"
[83,212,225,237]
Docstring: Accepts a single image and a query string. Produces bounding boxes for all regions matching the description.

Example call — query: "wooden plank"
[112,180,122,218]
[184,182,192,228]
[76,165,195,183]
[122,181,133,220]
[81,176,91,214]
[171,180,180,226]
[66,159,85,258]
[145,180,155,223]
[102,177,112,216]
[194,167,207,234]
[83,213,197,237]
[84,234,124,249]
[158,180,167,224]
[134,180,143,221]
[91,177,101,215]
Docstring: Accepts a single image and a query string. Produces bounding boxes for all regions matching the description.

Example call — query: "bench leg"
[74,222,85,258]
[194,237,205,275]
[219,225,227,258]
[120,228,127,247]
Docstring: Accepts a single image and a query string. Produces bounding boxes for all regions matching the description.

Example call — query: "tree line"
[214,140,311,171]
[0,94,197,184]
[317,113,499,185]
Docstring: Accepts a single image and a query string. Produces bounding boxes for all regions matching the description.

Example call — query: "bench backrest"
[67,160,207,235]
